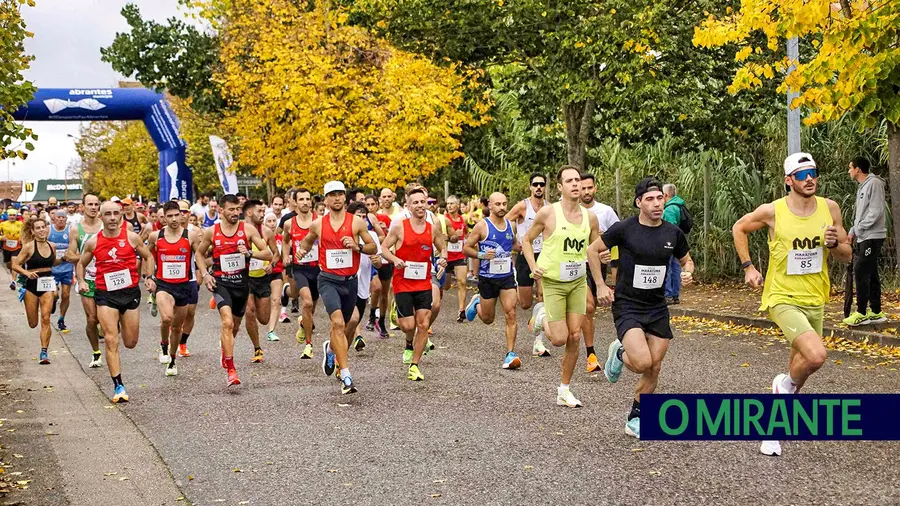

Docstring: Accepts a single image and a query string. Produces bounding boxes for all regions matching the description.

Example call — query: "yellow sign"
[24,182,34,192]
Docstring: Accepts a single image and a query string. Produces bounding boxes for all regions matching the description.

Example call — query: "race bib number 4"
[447,241,463,253]
[36,276,55,292]
[787,248,823,275]
[326,249,352,269]
[162,262,186,280]
[221,253,246,273]
[404,261,428,280]
[633,264,665,289]
[489,257,511,275]
[104,269,131,291]
[559,261,586,282]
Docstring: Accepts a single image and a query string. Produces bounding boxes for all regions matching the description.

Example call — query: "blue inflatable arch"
[12,88,192,202]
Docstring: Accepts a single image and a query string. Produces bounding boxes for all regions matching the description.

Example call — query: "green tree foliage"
[0,0,37,161]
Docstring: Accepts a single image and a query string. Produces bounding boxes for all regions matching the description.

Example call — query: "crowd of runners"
[5,154,858,453]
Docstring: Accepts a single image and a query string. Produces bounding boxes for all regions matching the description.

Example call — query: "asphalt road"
[13,285,900,505]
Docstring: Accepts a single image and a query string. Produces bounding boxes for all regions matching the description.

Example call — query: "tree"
[694,0,900,264]
[0,0,37,161]
[214,0,487,191]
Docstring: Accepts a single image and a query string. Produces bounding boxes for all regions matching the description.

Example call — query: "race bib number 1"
[787,248,823,275]
[104,269,131,291]
[633,264,665,289]
[36,276,55,292]
[221,253,246,273]
[404,261,428,280]
[559,261,586,282]
[489,257,511,275]
[326,249,352,269]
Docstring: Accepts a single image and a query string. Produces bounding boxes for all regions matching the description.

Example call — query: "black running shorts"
[395,290,433,318]
[214,281,250,318]
[292,265,320,301]
[95,286,142,313]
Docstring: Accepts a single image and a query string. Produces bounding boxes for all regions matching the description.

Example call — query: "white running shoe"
[556,387,583,408]
[760,440,782,456]
[772,373,795,394]
[165,365,178,376]
[158,348,169,364]
[89,355,103,368]
[529,302,545,335]
[533,338,551,357]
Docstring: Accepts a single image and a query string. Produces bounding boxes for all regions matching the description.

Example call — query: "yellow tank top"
[536,203,590,282]
[760,196,832,310]
[249,242,269,278]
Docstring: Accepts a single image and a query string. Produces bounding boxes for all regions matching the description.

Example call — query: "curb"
[669,307,900,348]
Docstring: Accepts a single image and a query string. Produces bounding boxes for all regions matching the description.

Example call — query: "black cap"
[634,177,662,208]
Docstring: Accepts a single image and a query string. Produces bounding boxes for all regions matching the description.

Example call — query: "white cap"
[110,196,121,202]
[783,152,817,176]
[323,181,346,195]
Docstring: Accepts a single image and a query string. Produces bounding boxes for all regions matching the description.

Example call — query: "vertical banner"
[209,135,238,195]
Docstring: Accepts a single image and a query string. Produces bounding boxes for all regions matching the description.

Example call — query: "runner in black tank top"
[11,219,61,365]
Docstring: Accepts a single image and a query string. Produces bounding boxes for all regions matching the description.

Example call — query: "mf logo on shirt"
[563,237,585,252]
[792,237,821,250]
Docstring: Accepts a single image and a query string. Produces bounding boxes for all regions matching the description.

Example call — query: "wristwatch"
[741,260,753,270]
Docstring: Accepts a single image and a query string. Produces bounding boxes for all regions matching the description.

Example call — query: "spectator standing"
[662,184,687,304]
[844,157,888,326]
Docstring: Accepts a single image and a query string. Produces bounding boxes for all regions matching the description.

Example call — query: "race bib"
[55,248,67,259]
[162,261,186,280]
[221,253,246,273]
[85,259,96,280]
[103,269,131,291]
[489,257,511,275]
[249,258,265,271]
[787,248,823,275]
[633,264,665,289]
[404,261,428,280]
[447,241,463,253]
[326,249,352,269]
[5,239,17,249]
[36,276,55,292]
[299,243,318,264]
[532,235,543,252]
[559,261,586,282]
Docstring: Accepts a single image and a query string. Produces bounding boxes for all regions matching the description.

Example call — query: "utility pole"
[786,37,801,156]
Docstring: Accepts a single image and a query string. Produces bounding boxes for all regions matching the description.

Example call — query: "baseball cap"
[110,196,121,203]
[6,209,18,216]
[178,200,191,212]
[323,181,346,196]
[783,152,817,176]
[53,209,67,217]
[121,197,134,205]
[634,177,663,207]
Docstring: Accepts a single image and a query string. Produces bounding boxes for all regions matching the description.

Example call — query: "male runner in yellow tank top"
[522,166,602,408]
[733,152,851,457]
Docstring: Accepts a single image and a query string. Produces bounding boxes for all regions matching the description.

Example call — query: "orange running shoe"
[586,352,600,373]
[209,296,216,310]
[178,344,190,357]
[251,349,263,363]
[227,368,241,386]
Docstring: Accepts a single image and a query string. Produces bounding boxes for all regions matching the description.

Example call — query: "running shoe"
[353,335,366,352]
[227,368,241,386]
[625,417,640,438]
[341,375,357,395]
[39,349,50,365]
[424,339,435,356]
[166,363,178,376]
[57,317,69,333]
[457,310,465,323]
[760,440,782,456]
[532,338,551,357]
[389,302,399,330]
[556,387,583,408]
[8,281,15,291]
[402,348,413,365]
[365,320,375,332]
[378,320,389,339]
[866,309,888,324]
[267,330,280,342]
[528,302,545,334]
[252,349,264,363]
[407,364,424,381]
[772,373,796,394]
[502,351,521,370]
[296,325,305,343]
[843,311,868,326]
[178,344,190,357]
[301,343,313,359]
[279,310,291,324]
[586,352,600,373]
[321,341,335,376]
[150,300,158,317]
[112,384,129,403]
[158,347,169,364]
[465,294,480,322]
[604,340,624,383]
[89,353,102,368]
[291,300,299,313]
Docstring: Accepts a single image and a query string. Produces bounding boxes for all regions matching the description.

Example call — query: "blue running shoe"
[465,294,480,322]
[321,341,336,377]
[604,340,624,383]
[17,287,25,303]
[625,417,640,438]
[39,349,49,365]
[502,351,521,370]
[341,375,357,395]
[112,384,129,403]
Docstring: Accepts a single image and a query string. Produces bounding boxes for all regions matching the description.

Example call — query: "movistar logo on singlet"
[792,237,821,249]
[563,237,585,252]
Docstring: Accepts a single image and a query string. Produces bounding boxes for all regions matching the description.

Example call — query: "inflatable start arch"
[12,88,193,202]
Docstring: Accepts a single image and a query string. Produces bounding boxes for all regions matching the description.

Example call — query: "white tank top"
[516,198,546,253]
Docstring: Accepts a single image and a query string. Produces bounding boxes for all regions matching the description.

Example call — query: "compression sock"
[586,345,595,356]
[160,342,168,355]
[180,333,190,345]
[628,399,641,421]
[112,374,123,388]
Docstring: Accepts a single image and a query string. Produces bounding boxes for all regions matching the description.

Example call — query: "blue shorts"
[52,268,74,286]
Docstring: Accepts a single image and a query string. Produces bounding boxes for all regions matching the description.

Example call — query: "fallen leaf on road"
[834,359,843,365]
[265,462,274,465]
[433,479,446,483]
[118,476,129,481]
[103,472,117,476]
[239,502,250,505]
[12,454,23,459]
[337,403,351,407]
[176,497,185,501]
[6,429,14,433]
[648,470,661,476]
[343,482,353,487]
[188,475,194,481]
[327,469,338,473]
[15,410,22,414]
[431,493,442,498]
[740,363,750,367]
[631,448,645,452]
[16,480,31,485]
[104,406,115,409]
[233,468,243,473]
[523,466,533,470]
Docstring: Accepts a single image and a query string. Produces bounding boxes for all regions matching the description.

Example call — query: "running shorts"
[214,282,250,318]
[542,276,586,322]
[292,266,320,301]
[586,262,608,300]
[377,263,393,282]
[249,276,272,299]
[95,286,141,313]
[154,279,193,307]
[515,252,539,287]
[2,249,20,264]
[186,281,199,305]
[53,268,74,286]
[768,304,824,343]
[355,296,368,323]
[318,272,358,324]
[395,289,432,318]
[612,303,674,341]
[477,275,516,300]
[446,258,466,270]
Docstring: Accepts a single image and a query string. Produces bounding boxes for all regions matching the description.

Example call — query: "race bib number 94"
[326,249,352,269]
[787,248,823,275]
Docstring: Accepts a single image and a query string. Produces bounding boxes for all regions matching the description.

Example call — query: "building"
[0,182,22,201]
[17,179,84,204]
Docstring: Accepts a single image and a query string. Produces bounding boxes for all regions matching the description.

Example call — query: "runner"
[12,218,60,364]
[67,194,104,368]
[201,200,220,229]
[263,212,286,342]
[175,200,201,358]
[120,198,149,239]
[579,172,620,372]
[0,209,24,290]
[195,194,273,386]
[522,166,601,408]
[507,173,548,310]
[587,177,692,437]
[732,153,851,456]
[76,201,156,403]
[444,195,470,322]
[282,188,320,358]
[380,187,448,380]
[277,189,299,320]
[346,201,383,352]
[244,199,279,360]
[365,195,391,335]
[462,192,521,369]
[48,210,74,332]
[148,201,201,376]
[293,181,377,394]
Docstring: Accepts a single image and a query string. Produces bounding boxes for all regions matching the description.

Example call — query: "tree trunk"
[888,121,900,267]
[564,99,594,170]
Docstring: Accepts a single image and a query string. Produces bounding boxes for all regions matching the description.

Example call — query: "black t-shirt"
[601,216,689,309]
[278,211,297,231]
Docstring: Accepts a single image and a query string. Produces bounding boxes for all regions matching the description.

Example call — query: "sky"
[4,0,190,183]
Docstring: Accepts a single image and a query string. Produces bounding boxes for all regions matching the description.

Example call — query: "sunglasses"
[791,168,818,181]
[531,182,546,187]
[427,200,437,205]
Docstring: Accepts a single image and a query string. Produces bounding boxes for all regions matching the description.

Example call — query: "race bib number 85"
[787,248,823,275]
